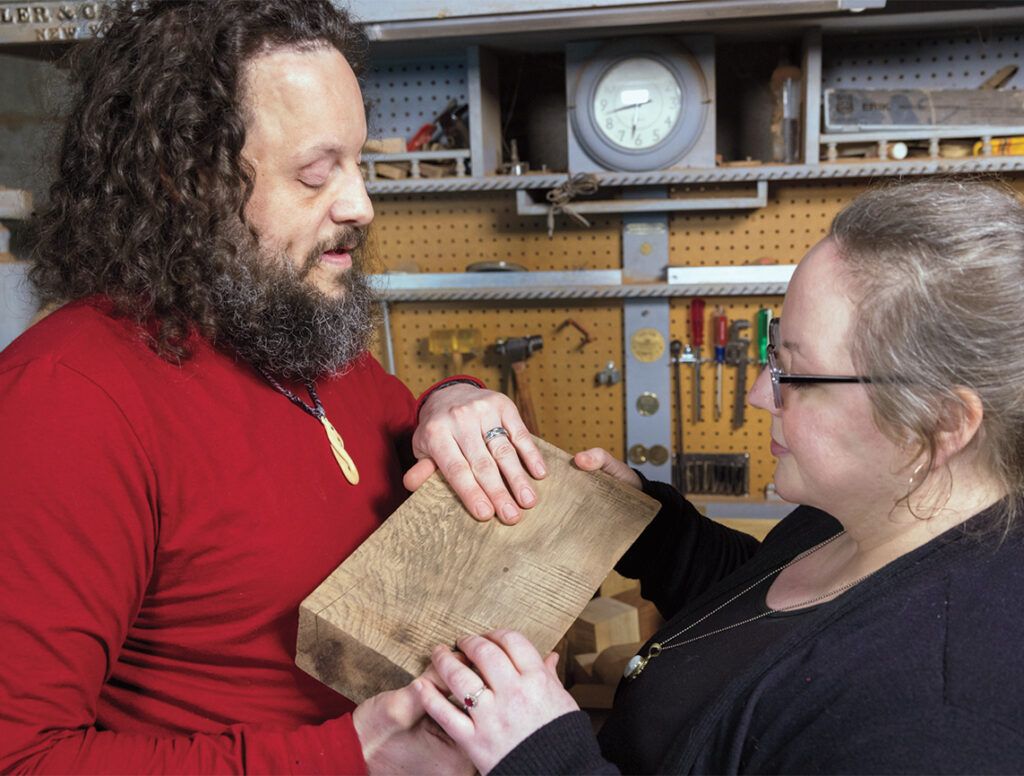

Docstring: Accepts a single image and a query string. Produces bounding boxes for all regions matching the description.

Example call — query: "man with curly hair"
[0,1,545,772]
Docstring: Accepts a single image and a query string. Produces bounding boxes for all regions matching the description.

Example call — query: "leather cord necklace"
[258,368,359,485]
[625,530,874,681]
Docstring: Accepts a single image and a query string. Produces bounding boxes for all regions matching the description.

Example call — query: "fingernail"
[537,463,547,477]
[501,503,519,521]
[412,679,422,691]
[475,500,493,519]
[520,488,535,506]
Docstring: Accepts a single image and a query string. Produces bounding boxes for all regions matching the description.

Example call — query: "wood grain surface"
[296,437,660,703]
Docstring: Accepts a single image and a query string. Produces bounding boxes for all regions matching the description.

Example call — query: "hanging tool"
[407,99,469,152]
[670,340,686,493]
[712,307,728,422]
[555,318,594,352]
[756,307,772,366]
[689,298,705,423]
[725,320,751,430]
[595,361,621,386]
[428,328,481,376]
[494,335,543,435]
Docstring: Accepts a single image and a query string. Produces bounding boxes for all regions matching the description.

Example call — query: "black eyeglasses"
[766,317,872,409]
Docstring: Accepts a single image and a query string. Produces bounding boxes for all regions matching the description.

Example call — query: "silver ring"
[483,426,510,444]
[461,686,486,713]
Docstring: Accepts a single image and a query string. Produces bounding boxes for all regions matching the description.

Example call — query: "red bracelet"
[415,374,486,419]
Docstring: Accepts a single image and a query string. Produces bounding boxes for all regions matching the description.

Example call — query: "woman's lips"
[320,250,352,268]
[770,439,789,456]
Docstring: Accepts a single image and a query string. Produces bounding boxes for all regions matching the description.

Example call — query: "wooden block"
[554,635,569,687]
[418,162,452,178]
[570,652,598,685]
[570,682,616,710]
[824,88,1024,131]
[599,569,637,598]
[0,189,32,219]
[612,587,664,642]
[363,137,406,154]
[374,162,410,180]
[567,596,640,656]
[297,437,659,703]
[593,642,644,686]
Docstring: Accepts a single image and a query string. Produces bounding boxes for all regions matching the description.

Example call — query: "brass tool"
[428,328,481,375]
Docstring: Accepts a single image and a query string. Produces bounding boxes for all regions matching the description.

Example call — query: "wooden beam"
[297,437,660,703]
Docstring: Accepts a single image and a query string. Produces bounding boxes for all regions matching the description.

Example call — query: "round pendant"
[624,654,647,680]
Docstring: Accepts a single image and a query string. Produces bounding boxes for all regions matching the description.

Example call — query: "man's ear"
[932,387,985,469]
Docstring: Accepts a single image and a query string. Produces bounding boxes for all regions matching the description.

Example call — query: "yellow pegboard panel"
[372,301,624,456]
[372,192,621,273]
[369,176,1024,495]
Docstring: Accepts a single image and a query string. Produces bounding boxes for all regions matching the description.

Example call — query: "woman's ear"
[932,387,985,468]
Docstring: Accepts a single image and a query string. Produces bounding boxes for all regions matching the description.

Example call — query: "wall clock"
[565,36,715,172]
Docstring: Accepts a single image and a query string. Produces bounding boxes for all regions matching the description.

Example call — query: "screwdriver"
[756,307,772,366]
[690,298,705,423]
[712,307,728,422]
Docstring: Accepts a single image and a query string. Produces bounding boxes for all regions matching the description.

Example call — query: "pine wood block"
[599,569,638,598]
[554,635,569,686]
[0,188,32,218]
[567,596,640,656]
[570,652,598,684]
[374,162,410,179]
[418,162,452,178]
[363,137,406,153]
[296,437,659,703]
[569,682,616,710]
[612,587,665,641]
[593,641,644,686]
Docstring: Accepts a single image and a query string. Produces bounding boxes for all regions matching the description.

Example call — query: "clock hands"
[607,98,652,114]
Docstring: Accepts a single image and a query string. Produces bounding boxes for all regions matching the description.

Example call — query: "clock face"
[593,57,682,151]
[567,36,712,172]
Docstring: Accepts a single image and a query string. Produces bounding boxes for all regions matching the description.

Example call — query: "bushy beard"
[209,224,380,380]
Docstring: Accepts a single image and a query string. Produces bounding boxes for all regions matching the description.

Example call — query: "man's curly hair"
[29,0,368,360]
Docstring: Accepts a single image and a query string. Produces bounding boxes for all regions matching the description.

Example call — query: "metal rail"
[366,155,1024,195]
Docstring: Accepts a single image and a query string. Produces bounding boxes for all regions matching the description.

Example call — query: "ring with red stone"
[461,686,486,713]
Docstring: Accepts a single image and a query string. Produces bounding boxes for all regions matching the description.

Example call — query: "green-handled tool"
[756,307,772,366]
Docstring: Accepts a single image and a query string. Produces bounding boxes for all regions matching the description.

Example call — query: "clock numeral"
[666,116,673,127]
[600,98,608,109]
[606,119,614,130]
[634,135,643,147]
[618,130,625,142]
[653,129,661,141]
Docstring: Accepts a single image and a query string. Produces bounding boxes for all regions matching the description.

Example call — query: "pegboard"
[369,178,1024,499]
[823,28,1023,90]
[362,57,468,139]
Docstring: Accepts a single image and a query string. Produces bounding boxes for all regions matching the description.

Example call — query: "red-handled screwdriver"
[690,299,705,423]
[712,307,728,422]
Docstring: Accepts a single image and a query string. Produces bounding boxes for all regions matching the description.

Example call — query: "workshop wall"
[371,176,1024,497]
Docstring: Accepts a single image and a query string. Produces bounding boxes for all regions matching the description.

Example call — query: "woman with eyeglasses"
[412,179,1024,774]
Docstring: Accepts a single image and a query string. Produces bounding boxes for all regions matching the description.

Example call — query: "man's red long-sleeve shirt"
[0,299,417,773]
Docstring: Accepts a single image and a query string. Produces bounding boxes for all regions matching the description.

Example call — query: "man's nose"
[329,170,374,227]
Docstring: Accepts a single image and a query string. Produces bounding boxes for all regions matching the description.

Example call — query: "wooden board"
[296,437,660,703]
[824,88,1024,131]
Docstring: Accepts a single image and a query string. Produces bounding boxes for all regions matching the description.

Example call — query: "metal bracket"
[514,180,768,217]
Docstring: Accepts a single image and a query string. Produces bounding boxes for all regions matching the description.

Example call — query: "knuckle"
[441,460,472,481]
[509,427,533,444]
[469,453,498,476]
[488,439,516,458]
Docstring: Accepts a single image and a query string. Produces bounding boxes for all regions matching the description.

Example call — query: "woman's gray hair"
[830,178,1024,526]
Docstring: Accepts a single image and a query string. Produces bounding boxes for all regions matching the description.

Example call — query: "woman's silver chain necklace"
[624,530,875,681]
